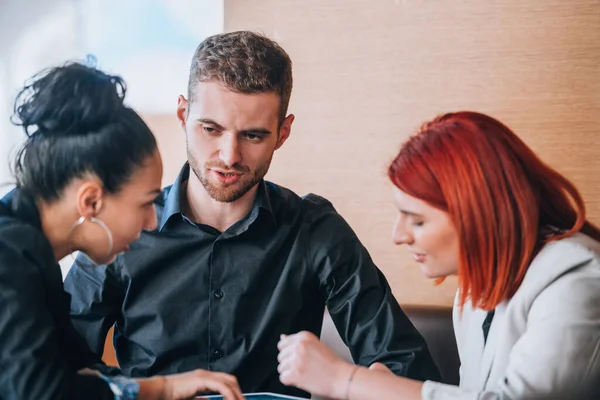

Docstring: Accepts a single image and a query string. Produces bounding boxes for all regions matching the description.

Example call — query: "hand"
[162,369,244,400]
[277,331,358,400]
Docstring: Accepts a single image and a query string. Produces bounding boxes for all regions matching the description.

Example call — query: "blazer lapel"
[456,306,485,390]
[477,303,506,388]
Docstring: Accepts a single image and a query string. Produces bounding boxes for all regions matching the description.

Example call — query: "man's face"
[177,81,293,203]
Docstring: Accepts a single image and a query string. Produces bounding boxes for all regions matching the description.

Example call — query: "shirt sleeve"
[421,257,600,400]
[308,209,441,382]
[64,253,124,356]
[0,241,117,400]
[98,374,140,400]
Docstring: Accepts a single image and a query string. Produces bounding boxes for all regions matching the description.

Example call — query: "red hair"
[388,111,600,310]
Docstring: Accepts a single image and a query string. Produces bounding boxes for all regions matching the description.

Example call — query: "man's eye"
[244,133,264,141]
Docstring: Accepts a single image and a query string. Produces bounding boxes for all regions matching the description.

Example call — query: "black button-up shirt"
[64,164,440,397]
[0,189,118,400]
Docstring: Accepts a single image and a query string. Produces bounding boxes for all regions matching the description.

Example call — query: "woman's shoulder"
[530,233,600,276]
[0,214,63,314]
[514,234,600,304]
[0,216,47,254]
[0,215,54,274]
[0,188,52,260]
[541,233,600,255]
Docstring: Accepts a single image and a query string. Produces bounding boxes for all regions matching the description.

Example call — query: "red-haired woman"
[277,111,600,399]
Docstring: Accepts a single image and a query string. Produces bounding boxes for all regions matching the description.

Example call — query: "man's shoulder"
[267,182,354,236]
[266,181,335,217]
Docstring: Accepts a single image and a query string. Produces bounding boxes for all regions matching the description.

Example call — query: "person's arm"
[0,241,244,400]
[84,368,245,400]
[0,242,116,399]
[308,210,440,381]
[64,252,124,357]
[277,331,424,400]
[137,369,244,400]
[280,253,600,400]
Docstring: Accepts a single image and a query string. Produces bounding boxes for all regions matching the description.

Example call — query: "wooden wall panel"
[142,0,600,307]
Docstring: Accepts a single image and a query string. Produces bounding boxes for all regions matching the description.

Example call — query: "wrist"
[332,363,361,400]
[157,376,171,400]
[137,376,170,400]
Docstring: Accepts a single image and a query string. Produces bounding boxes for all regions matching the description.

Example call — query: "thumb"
[369,362,393,374]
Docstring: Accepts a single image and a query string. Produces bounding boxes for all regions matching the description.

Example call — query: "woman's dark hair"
[11,61,158,202]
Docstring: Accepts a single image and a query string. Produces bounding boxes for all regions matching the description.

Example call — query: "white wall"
[0,0,224,195]
[0,0,82,196]
[0,0,224,277]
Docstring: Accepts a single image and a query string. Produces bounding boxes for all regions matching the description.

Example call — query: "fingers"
[277,334,306,387]
[196,372,243,400]
[203,381,242,400]
[277,331,328,389]
[278,336,309,363]
[168,369,244,400]
[277,332,295,350]
[277,331,318,365]
[278,331,317,351]
[278,364,296,386]
[277,345,302,386]
[77,368,101,376]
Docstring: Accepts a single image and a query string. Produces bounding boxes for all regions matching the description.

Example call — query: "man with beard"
[64,31,440,397]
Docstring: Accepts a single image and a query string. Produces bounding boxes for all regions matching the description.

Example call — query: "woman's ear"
[75,180,104,218]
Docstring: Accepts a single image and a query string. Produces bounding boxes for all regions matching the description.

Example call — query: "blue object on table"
[196,392,306,399]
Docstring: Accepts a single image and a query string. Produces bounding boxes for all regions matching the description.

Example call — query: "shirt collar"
[158,163,276,231]
[158,164,188,230]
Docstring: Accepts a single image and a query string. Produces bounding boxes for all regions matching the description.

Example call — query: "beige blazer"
[422,234,600,399]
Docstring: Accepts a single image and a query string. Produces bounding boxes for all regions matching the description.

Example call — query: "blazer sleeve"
[0,241,116,400]
[307,203,440,382]
[421,255,600,400]
[64,252,124,357]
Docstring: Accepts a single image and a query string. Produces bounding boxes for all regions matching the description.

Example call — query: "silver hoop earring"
[67,215,114,265]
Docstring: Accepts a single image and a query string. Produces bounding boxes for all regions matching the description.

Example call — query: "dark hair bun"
[12,61,127,137]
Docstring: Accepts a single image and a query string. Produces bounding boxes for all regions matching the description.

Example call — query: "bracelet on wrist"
[345,365,361,400]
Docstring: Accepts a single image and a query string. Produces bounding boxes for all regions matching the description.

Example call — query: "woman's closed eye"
[142,190,164,208]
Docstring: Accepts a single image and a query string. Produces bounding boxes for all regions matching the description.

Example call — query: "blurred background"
[1,0,599,307]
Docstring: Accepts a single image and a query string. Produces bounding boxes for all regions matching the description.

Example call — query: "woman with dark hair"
[277,111,600,399]
[0,62,243,400]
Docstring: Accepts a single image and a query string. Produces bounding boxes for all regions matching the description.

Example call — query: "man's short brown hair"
[188,31,293,123]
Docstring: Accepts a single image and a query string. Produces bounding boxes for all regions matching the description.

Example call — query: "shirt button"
[214,290,224,299]
[213,349,223,359]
